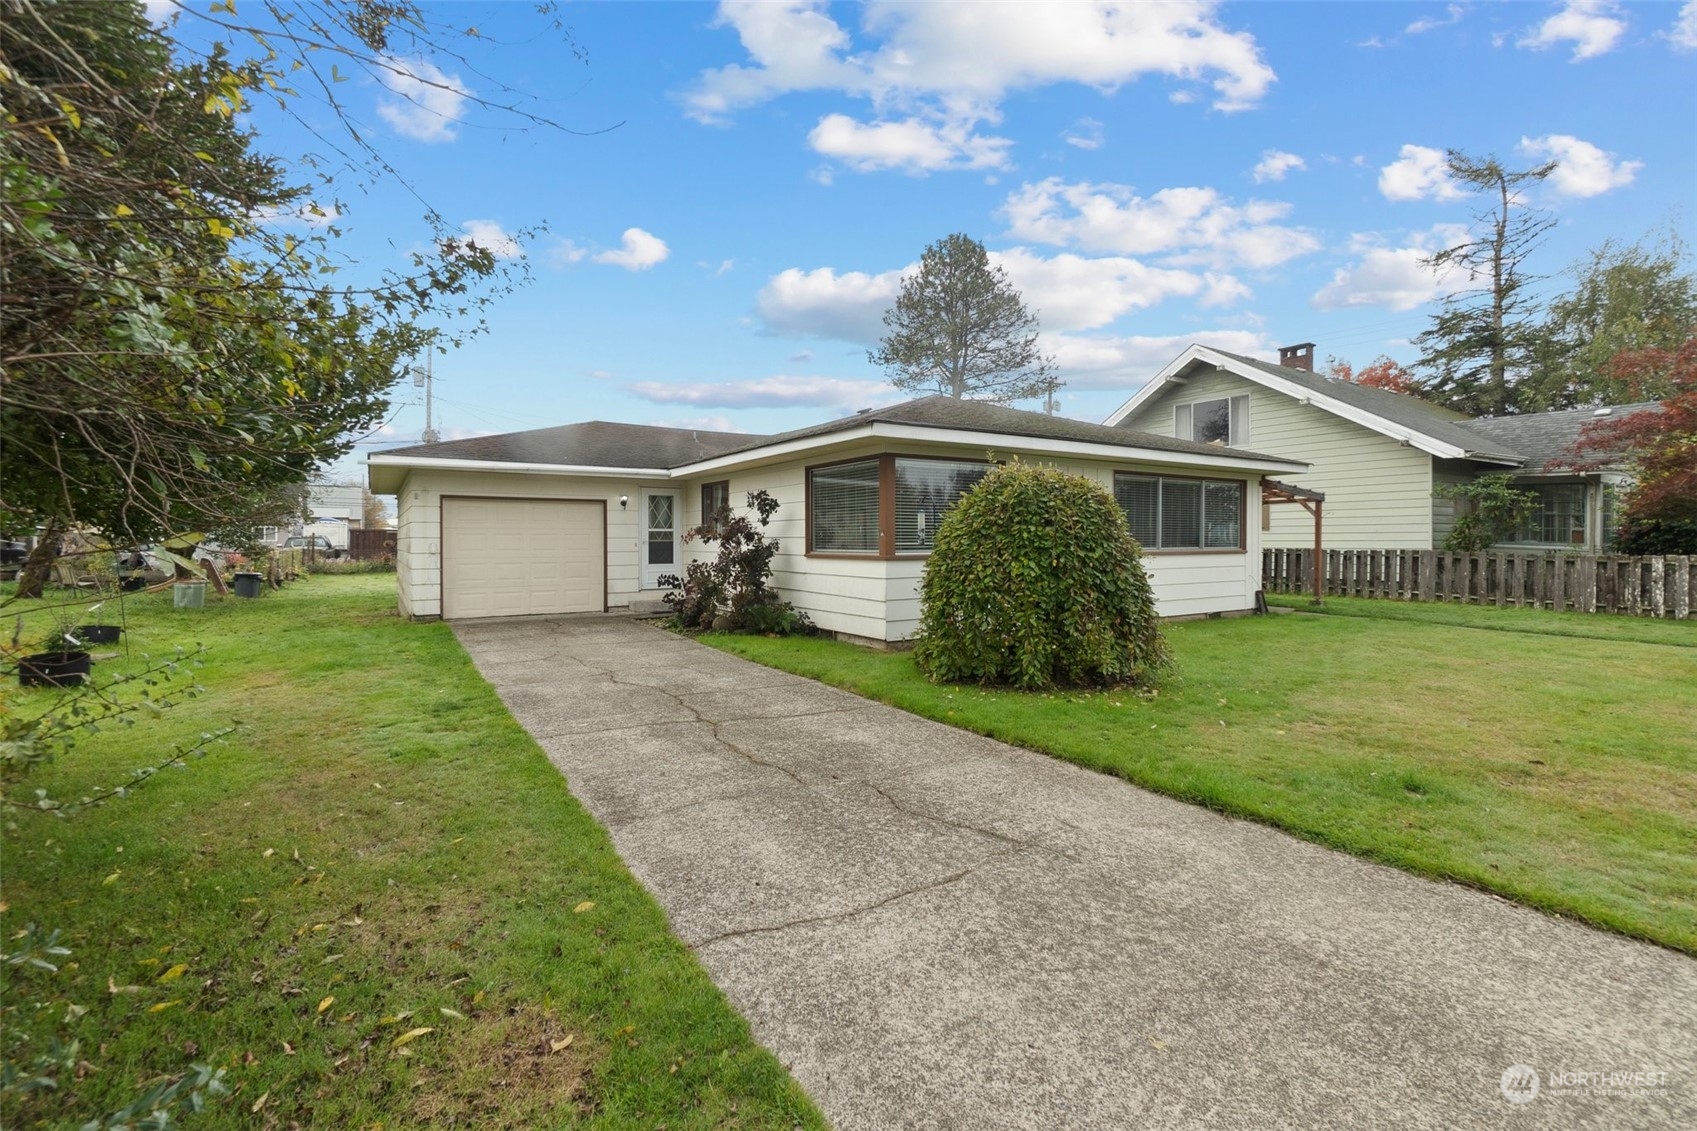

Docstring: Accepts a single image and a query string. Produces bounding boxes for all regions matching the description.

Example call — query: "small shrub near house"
[913,462,1169,690]
[663,490,812,636]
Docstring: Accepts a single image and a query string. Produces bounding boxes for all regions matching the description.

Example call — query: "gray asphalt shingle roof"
[382,421,757,468]
[1457,402,1659,470]
[707,394,1300,465]
[1207,350,1527,463]
[380,394,1304,471]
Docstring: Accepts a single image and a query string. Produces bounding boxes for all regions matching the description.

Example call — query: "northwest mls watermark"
[1500,1064,1673,1104]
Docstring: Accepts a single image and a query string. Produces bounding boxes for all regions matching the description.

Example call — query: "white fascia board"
[1102,344,1213,426]
[1108,344,1483,460]
[673,419,1307,477]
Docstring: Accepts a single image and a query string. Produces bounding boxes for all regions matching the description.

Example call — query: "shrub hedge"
[912,462,1169,690]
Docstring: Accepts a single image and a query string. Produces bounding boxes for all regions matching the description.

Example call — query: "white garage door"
[442,497,605,619]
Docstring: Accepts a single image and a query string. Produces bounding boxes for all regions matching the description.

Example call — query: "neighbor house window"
[807,455,990,556]
[1113,473,1244,551]
[1174,396,1250,447]
[701,480,730,531]
[1505,483,1587,546]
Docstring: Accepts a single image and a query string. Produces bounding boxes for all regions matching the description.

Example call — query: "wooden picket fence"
[1262,548,1695,619]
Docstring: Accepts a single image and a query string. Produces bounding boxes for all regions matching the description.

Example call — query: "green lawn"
[1,576,822,1130]
[705,604,1697,954]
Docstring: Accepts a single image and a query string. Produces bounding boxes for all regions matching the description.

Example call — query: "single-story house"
[1105,344,1654,552]
[366,396,1308,641]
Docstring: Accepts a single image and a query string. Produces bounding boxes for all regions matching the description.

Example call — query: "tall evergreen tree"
[1411,150,1555,417]
[869,233,1057,405]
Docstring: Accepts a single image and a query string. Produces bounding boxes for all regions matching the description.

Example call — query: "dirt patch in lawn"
[409,1003,598,1128]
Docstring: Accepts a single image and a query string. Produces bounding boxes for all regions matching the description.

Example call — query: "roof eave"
[365,455,670,494]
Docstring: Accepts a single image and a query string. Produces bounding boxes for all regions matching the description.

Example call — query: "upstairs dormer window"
[1175,395,1250,447]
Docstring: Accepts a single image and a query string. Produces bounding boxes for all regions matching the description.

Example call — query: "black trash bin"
[233,571,265,599]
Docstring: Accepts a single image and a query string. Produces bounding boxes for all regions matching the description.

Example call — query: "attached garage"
[441,497,605,619]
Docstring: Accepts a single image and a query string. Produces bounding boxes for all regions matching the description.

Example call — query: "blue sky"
[157,1,1697,467]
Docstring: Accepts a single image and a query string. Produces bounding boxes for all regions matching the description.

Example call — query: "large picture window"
[807,455,990,556]
[1114,473,1244,551]
[1504,483,1587,545]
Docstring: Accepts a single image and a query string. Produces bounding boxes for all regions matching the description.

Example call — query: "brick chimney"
[1278,343,1316,372]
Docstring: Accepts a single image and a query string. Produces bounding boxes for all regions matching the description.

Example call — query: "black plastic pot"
[19,651,91,688]
[233,571,264,599]
[74,624,122,644]
[119,576,147,592]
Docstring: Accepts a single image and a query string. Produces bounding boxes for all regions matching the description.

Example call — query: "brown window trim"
[805,453,992,560]
[1112,470,1249,553]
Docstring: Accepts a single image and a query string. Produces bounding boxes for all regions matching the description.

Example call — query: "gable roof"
[380,420,758,470]
[1103,344,1526,465]
[1457,402,1659,471]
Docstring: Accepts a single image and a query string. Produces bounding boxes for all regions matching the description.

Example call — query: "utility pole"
[413,353,440,444]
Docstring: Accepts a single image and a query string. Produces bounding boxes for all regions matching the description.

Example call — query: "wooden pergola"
[1262,479,1326,604]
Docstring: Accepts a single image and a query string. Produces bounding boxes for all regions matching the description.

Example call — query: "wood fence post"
[1676,556,1692,621]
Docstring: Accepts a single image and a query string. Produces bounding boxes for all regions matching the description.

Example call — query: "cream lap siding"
[1122,371,1440,551]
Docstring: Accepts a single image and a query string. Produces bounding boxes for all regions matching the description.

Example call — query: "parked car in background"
[284,535,345,559]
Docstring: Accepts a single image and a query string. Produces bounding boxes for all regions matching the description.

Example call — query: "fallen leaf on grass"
[549,1035,574,1053]
[158,964,188,983]
[282,1041,295,1055]
[108,977,141,994]
[148,1000,182,1014]
[251,1092,269,1113]
[317,996,335,1014]
[103,872,121,886]
[392,1027,434,1048]
[438,1007,465,1021]
[262,848,275,858]
[573,901,595,914]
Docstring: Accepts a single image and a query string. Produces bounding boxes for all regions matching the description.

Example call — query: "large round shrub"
[912,462,1169,690]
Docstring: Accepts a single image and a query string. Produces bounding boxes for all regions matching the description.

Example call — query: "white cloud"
[143,0,177,23]
[251,201,339,228]
[1001,177,1319,269]
[593,228,670,271]
[789,350,814,363]
[548,240,588,268]
[1518,1,1626,60]
[807,113,1011,173]
[1519,133,1641,196]
[460,219,523,261]
[376,57,471,143]
[1311,227,1478,312]
[1406,4,1467,36]
[756,265,905,342]
[1047,330,1270,390]
[1378,144,1466,202]
[687,1,1275,172]
[646,414,749,433]
[1251,149,1305,183]
[1062,117,1105,151]
[756,245,1249,345]
[1672,2,1697,49]
[715,259,735,276]
[629,375,896,411]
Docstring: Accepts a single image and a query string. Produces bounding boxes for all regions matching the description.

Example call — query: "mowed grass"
[705,605,1697,954]
[2,575,821,1130]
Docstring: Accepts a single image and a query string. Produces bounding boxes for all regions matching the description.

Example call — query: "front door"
[641,489,678,589]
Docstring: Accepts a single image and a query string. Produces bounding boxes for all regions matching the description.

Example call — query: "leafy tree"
[0,1,564,584]
[913,462,1167,690]
[1326,355,1418,395]
[869,233,1057,404]
[1520,232,1697,410]
[1562,338,1697,526]
[1412,150,1556,417]
[1434,474,1539,551]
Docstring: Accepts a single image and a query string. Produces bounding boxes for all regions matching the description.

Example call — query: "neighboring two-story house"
[1105,343,1650,552]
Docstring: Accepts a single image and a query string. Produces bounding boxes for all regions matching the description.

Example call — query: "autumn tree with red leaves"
[1326,355,1419,396]
[1564,338,1697,528]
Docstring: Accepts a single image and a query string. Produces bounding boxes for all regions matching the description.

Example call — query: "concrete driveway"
[453,616,1696,1130]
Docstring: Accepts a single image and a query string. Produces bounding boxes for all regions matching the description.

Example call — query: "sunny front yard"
[707,602,1697,955]
[1,575,821,1130]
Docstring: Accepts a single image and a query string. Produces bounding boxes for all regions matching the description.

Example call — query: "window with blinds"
[895,458,989,552]
[809,460,881,553]
[1114,472,1244,550]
